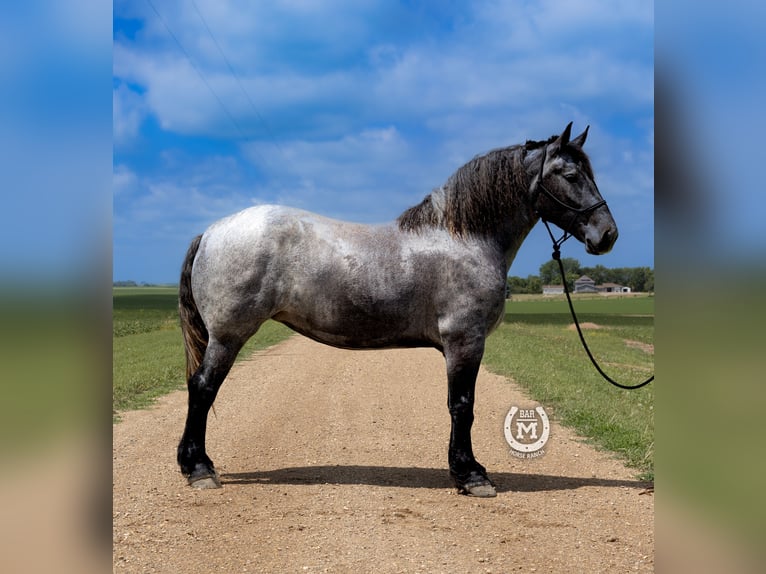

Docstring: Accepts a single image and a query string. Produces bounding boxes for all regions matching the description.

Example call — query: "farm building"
[542,285,565,295]
[574,276,631,294]
[574,276,598,293]
[598,282,631,293]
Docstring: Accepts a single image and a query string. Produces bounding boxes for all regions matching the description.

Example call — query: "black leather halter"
[533,145,607,251]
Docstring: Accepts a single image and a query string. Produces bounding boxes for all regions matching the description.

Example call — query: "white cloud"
[114,0,652,141]
[113,0,654,280]
[114,37,362,138]
[114,43,221,134]
[240,126,436,221]
[473,0,652,42]
[113,85,146,148]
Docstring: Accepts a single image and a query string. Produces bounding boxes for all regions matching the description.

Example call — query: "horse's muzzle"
[586,226,618,255]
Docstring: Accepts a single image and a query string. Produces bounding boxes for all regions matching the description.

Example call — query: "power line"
[190,0,284,155]
[144,0,260,151]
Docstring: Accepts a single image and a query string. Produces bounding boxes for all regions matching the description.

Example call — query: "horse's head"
[533,122,618,255]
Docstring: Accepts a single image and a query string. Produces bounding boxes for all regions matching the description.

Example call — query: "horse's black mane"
[524,134,558,149]
[526,134,591,171]
[397,134,591,237]
[397,144,529,237]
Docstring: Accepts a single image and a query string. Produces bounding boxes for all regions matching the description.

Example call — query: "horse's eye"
[563,172,578,182]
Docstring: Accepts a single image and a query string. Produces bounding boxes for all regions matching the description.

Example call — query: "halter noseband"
[533,145,607,255]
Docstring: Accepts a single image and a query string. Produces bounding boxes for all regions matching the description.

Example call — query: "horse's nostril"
[601,228,618,251]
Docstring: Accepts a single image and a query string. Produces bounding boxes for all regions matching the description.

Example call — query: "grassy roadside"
[483,294,654,480]
[113,287,292,418]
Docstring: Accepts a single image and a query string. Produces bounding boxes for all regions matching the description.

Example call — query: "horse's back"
[192,206,416,342]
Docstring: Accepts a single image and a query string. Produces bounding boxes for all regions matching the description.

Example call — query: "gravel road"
[113,335,653,573]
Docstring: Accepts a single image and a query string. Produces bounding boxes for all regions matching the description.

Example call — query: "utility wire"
[190,0,284,155]
[144,0,259,151]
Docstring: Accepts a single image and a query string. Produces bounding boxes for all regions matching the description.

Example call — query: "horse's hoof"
[188,473,221,489]
[465,483,497,497]
[459,481,497,498]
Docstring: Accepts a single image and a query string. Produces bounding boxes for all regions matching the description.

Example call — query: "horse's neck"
[495,149,542,269]
[498,216,538,272]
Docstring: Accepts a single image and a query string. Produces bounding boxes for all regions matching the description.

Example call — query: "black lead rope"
[532,143,653,390]
[541,218,654,390]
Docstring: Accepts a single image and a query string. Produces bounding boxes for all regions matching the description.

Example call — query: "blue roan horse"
[177,122,618,497]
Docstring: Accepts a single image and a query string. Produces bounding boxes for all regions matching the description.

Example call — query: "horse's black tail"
[179,234,208,381]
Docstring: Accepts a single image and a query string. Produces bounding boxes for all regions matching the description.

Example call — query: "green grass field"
[113,287,292,417]
[484,294,654,479]
[113,288,654,479]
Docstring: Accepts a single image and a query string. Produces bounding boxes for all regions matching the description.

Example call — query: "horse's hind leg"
[177,337,241,489]
[444,338,497,498]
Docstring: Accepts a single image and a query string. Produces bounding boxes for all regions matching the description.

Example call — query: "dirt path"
[113,335,653,573]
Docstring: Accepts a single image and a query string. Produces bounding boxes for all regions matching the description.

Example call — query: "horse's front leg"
[444,339,497,497]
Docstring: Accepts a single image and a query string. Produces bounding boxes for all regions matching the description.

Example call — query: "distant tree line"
[507,258,654,294]
[113,281,178,287]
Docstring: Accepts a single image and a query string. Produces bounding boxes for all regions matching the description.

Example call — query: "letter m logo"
[516,420,538,440]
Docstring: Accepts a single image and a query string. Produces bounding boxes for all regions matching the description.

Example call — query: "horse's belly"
[273,294,437,350]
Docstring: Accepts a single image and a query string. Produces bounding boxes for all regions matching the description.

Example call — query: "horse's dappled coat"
[177,123,617,496]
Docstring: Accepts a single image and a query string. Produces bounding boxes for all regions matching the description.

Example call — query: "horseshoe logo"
[503,406,550,455]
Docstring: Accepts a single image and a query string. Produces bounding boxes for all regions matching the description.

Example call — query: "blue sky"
[113,0,654,284]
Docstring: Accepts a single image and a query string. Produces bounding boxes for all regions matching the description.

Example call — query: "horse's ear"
[548,121,573,154]
[571,125,589,147]
[560,122,573,145]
